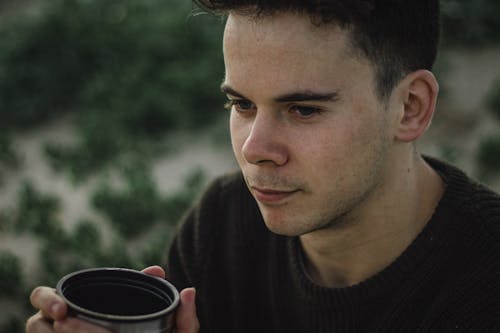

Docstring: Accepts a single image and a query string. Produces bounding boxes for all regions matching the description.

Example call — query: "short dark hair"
[194,0,440,100]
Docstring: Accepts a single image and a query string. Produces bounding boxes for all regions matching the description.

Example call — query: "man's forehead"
[224,11,346,45]
[223,13,362,76]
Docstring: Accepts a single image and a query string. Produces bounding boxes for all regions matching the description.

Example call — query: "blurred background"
[0,0,499,331]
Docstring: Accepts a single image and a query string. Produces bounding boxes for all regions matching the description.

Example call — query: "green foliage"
[37,219,138,285]
[163,168,206,223]
[92,163,162,238]
[39,238,70,285]
[476,134,500,180]
[441,0,500,45]
[7,159,206,312]
[477,76,500,180]
[0,250,22,297]
[0,133,18,169]
[71,219,101,251]
[94,237,137,269]
[0,133,19,186]
[92,164,206,239]
[0,0,224,130]
[138,226,172,268]
[0,0,225,180]
[486,77,500,122]
[1,1,218,311]
[15,182,61,236]
[0,211,10,233]
[7,167,205,291]
[44,114,125,182]
[438,144,461,164]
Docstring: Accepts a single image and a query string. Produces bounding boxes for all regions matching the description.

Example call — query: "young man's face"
[223,12,401,236]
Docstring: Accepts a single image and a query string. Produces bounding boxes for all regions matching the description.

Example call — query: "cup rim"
[56,267,180,322]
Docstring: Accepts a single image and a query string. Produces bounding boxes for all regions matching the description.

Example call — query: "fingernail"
[189,287,196,301]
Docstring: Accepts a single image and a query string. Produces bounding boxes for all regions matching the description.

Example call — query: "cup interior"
[57,268,178,318]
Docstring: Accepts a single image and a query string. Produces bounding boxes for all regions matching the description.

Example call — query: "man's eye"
[224,99,256,112]
[290,105,322,117]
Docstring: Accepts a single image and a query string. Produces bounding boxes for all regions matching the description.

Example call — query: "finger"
[26,312,54,333]
[142,265,166,279]
[30,287,67,321]
[175,288,200,333]
[53,318,113,333]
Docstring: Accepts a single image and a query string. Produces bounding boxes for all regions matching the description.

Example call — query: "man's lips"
[251,186,299,204]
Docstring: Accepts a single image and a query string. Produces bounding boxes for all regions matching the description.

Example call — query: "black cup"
[56,267,179,333]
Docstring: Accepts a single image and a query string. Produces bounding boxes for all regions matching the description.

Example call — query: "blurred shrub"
[476,77,500,180]
[92,164,206,239]
[44,113,125,182]
[15,181,61,236]
[438,144,461,164]
[486,77,500,122]
[0,133,19,186]
[0,0,224,130]
[8,167,206,292]
[0,133,18,169]
[138,226,172,268]
[38,221,137,285]
[441,0,500,45]
[0,0,225,179]
[136,169,207,267]
[163,168,206,223]
[70,219,102,261]
[94,237,137,269]
[0,250,22,297]
[476,134,500,180]
[92,163,162,238]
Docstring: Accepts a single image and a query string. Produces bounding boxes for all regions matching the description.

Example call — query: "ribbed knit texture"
[166,157,500,332]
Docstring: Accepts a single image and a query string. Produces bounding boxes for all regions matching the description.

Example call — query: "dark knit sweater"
[166,158,500,332]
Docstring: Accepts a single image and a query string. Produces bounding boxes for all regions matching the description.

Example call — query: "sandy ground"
[0,119,237,277]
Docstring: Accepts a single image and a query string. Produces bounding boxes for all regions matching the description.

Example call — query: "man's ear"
[395,70,439,142]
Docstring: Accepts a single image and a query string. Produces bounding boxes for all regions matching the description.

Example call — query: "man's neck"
[299,154,445,288]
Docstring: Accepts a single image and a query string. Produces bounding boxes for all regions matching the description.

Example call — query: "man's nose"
[241,111,288,166]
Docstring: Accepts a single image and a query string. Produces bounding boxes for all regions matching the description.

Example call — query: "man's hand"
[26,266,200,333]
[143,266,201,333]
[26,286,111,333]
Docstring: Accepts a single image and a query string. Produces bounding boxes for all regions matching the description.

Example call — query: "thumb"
[176,288,200,333]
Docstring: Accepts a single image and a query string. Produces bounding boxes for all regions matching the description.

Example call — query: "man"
[27,1,500,332]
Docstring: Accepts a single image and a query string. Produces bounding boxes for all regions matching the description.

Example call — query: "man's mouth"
[251,186,299,204]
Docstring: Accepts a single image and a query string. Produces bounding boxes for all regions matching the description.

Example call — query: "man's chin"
[262,216,305,237]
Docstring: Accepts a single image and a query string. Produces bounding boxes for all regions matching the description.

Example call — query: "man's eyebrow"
[220,84,248,99]
[274,91,340,103]
[220,84,340,103]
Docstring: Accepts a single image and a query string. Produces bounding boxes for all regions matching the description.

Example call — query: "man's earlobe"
[396,70,439,142]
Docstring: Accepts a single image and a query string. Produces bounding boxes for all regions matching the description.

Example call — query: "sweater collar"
[287,157,471,306]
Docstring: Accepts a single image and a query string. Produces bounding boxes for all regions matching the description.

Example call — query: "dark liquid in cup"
[59,270,174,316]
